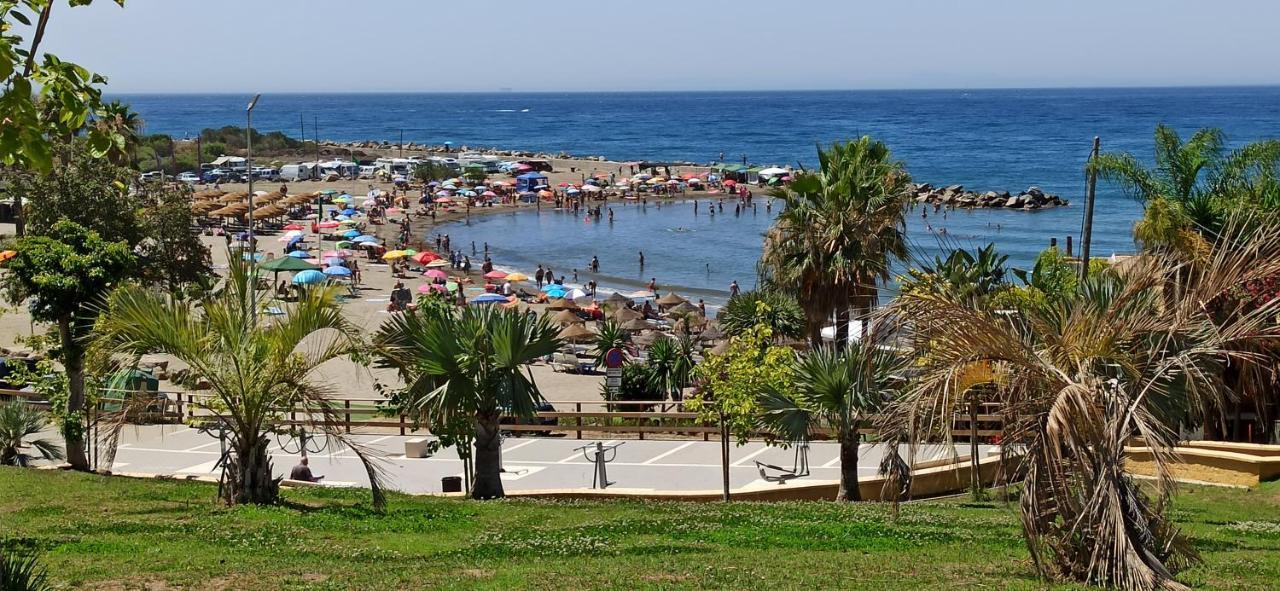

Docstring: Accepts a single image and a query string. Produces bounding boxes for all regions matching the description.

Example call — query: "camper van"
[458,152,503,173]
[278,163,313,181]
[374,158,417,177]
[317,159,358,178]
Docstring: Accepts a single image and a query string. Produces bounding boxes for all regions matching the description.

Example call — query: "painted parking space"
[81,426,995,496]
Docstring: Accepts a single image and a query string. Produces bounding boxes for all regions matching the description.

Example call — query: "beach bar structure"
[515,172,548,193]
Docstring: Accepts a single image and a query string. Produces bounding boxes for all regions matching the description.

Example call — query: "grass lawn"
[1,468,1278,590]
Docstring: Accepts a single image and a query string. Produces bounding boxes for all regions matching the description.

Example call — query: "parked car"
[499,401,558,436]
[138,171,163,182]
[177,172,201,184]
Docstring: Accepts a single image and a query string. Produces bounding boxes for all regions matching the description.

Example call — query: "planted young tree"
[372,304,562,499]
[91,258,385,508]
[758,343,898,501]
[0,401,64,467]
[687,317,795,500]
[882,215,1280,590]
[644,335,697,400]
[1,220,134,470]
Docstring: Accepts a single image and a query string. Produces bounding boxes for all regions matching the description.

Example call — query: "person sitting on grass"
[289,457,323,483]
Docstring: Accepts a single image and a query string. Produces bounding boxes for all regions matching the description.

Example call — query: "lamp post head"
[246,93,261,112]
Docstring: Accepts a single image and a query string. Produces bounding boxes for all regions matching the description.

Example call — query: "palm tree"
[0,402,64,467]
[718,289,806,341]
[645,335,697,400]
[762,137,912,348]
[880,214,1280,590]
[901,243,1009,304]
[1091,124,1280,249]
[591,318,627,368]
[759,343,898,501]
[96,100,144,167]
[91,259,385,508]
[372,304,562,499]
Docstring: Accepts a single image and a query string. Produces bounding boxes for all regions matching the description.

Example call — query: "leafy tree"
[758,344,898,501]
[90,258,384,508]
[7,141,143,244]
[1091,124,1280,251]
[412,161,455,184]
[687,319,795,500]
[0,0,127,173]
[718,289,806,341]
[0,220,134,471]
[134,182,212,294]
[763,137,911,347]
[372,305,562,499]
[883,215,1280,590]
[0,401,64,466]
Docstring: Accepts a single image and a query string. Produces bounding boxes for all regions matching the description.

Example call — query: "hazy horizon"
[27,0,1280,93]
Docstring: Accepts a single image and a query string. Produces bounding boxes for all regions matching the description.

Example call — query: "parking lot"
[95,424,992,495]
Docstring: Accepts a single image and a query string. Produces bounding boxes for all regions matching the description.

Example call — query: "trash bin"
[441,476,463,493]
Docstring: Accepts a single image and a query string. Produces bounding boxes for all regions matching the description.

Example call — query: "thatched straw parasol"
[219,192,248,204]
[551,309,583,325]
[632,331,661,347]
[669,301,699,315]
[620,318,651,331]
[606,291,631,305]
[546,298,577,311]
[656,292,686,306]
[558,323,595,342]
[699,325,727,341]
[194,189,225,199]
[612,307,643,322]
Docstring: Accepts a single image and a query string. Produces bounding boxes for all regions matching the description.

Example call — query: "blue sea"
[117,88,1280,302]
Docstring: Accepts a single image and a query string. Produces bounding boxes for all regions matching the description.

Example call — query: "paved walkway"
[86,425,993,495]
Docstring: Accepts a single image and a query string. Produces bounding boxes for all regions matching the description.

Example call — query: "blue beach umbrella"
[352,235,377,243]
[292,269,326,285]
[286,250,310,259]
[341,208,358,216]
[541,283,566,293]
[470,293,508,304]
[544,288,567,299]
[322,266,352,277]
[341,229,361,238]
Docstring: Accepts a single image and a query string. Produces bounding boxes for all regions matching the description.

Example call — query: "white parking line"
[502,439,541,453]
[821,456,842,468]
[556,440,615,463]
[363,435,395,445]
[731,446,773,467]
[183,441,223,452]
[640,441,695,465]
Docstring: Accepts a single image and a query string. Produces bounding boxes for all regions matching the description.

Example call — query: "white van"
[279,164,312,181]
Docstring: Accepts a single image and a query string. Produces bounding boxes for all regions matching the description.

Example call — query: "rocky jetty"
[911,183,1068,210]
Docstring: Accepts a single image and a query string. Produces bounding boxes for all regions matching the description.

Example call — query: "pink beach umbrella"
[425,269,448,280]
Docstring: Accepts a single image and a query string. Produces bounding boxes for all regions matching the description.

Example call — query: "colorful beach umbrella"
[413,252,440,264]
[471,293,508,304]
[425,269,448,280]
[505,272,529,282]
[292,269,326,285]
[484,270,508,280]
[287,251,310,259]
[322,266,352,277]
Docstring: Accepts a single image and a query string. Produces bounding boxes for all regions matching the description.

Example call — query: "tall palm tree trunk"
[834,308,851,352]
[836,428,862,501]
[225,432,277,505]
[57,317,89,471]
[472,413,505,499]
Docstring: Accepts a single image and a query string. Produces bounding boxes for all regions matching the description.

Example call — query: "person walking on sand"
[535,265,545,287]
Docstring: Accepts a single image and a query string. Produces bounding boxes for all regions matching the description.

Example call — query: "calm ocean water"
[118,88,1280,302]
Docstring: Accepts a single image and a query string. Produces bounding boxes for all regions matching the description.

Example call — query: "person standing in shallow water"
[729,280,740,297]
[535,265,545,288]
[638,251,645,268]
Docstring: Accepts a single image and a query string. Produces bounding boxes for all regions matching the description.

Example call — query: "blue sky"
[35,0,1280,92]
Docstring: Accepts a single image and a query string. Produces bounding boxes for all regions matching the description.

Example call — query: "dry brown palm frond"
[879,212,1280,591]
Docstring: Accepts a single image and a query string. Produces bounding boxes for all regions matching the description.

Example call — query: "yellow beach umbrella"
[505,272,529,282]
[382,250,407,260]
